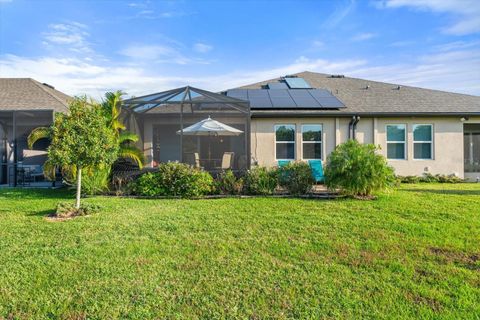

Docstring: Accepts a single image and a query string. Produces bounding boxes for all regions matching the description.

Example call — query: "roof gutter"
[251,111,480,118]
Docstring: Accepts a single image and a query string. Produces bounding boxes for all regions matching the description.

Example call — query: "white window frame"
[386,124,407,160]
[274,124,296,160]
[413,124,433,160]
[301,124,323,160]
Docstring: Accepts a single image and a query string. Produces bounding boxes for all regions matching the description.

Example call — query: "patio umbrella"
[177,116,243,136]
[177,116,243,161]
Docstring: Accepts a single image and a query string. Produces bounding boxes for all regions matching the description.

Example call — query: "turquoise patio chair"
[308,160,325,183]
[277,160,291,167]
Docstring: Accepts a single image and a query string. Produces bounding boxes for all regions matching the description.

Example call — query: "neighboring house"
[0,78,70,186]
[124,71,480,181]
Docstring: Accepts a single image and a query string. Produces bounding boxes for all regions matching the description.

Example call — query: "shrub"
[397,173,463,184]
[55,202,101,218]
[215,170,244,195]
[325,140,396,197]
[244,166,278,195]
[82,166,111,195]
[278,161,314,195]
[131,162,214,198]
[396,175,421,184]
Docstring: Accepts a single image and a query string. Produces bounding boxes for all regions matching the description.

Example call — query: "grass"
[0,184,479,319]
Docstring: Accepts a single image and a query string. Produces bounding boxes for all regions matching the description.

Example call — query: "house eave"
[250,111,480,118]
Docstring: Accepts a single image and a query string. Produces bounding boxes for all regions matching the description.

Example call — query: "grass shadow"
[0,188,73,200]
[403,188,480,196]
[27,209,55,217]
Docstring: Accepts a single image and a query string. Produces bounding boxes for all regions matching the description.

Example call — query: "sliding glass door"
[464,124,480,173]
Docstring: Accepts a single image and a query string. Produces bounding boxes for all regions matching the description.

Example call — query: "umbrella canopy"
[177,116,243,136]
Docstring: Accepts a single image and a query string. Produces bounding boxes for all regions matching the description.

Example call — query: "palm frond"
[113,120,126,131]
[103,91,125,120]
[119,131,139,144]
[27,127,50,149]
[42,160,57,181]
[118,145,145,168]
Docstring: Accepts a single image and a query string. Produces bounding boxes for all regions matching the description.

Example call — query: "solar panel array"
[226,88,345,109]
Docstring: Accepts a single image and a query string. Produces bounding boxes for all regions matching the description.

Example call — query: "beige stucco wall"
[251,116,480,179]
[376,117,464,177]
[251,118,336,167]
[142,115,480,181]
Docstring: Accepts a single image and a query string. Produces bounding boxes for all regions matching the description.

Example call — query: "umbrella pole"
[208,135,212,163]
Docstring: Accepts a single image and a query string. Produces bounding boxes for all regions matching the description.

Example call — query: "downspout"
[352,116,360,140]
[348,116,355,140]
[13,111,17,187]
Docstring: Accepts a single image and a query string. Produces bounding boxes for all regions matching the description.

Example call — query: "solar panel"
[226,89,248,100]
[316,97,345,108]
[284,77,312,89]
[267,82,289,89]
[247,90,273,108]
[288,90,320,108]
[268,89,297,108]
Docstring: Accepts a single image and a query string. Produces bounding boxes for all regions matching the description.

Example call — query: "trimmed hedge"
[397,173,463,184]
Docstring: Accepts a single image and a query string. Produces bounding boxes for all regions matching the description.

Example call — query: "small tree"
[48,97,118,208]
[325,140,395,197]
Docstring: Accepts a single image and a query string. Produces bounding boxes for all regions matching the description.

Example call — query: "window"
[302,124,322,159]
[275,124,295,160]
[413,124,433,159]
[386,124,406,159]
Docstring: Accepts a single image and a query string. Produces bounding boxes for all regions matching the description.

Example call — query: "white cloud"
[311,40,324,48]
[322,0,356,28]
[119,44,211,65]
[119,45,177,60]
[376,0,480,35]
[351,32,377,41]
[390,40,415,47]
[1,46,479,99]
[42,22,92,55]
[193,43,213,53]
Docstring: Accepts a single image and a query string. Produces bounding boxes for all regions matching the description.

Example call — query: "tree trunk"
[75,166,82,209]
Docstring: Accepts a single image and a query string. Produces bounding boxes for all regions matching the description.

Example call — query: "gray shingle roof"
[235,71,480,116]
[0,78,71,112]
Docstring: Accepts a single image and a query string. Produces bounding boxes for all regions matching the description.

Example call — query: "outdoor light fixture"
[460,117,469,122]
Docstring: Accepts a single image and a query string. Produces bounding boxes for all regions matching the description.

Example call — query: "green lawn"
[0,184,479,319]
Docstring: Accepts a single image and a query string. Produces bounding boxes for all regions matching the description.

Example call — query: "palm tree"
[27,91,145,181]
[101,91,145,168]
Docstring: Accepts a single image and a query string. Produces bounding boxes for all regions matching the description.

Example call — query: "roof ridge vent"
[42,82,55,90]
[329,74,345,78]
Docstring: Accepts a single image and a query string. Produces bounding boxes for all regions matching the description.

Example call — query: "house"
[2,72,480,184]
[123,71,480,181]
[0,78,70,186]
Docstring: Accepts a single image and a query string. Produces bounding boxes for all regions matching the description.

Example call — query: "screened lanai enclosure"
[122,86,251,172]
[0,110,53,186]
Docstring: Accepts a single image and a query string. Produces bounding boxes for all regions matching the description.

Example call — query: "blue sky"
[1,0,479,98]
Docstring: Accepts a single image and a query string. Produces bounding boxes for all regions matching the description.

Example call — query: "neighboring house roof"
[233,71,480,116]
[0,78,71,112]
